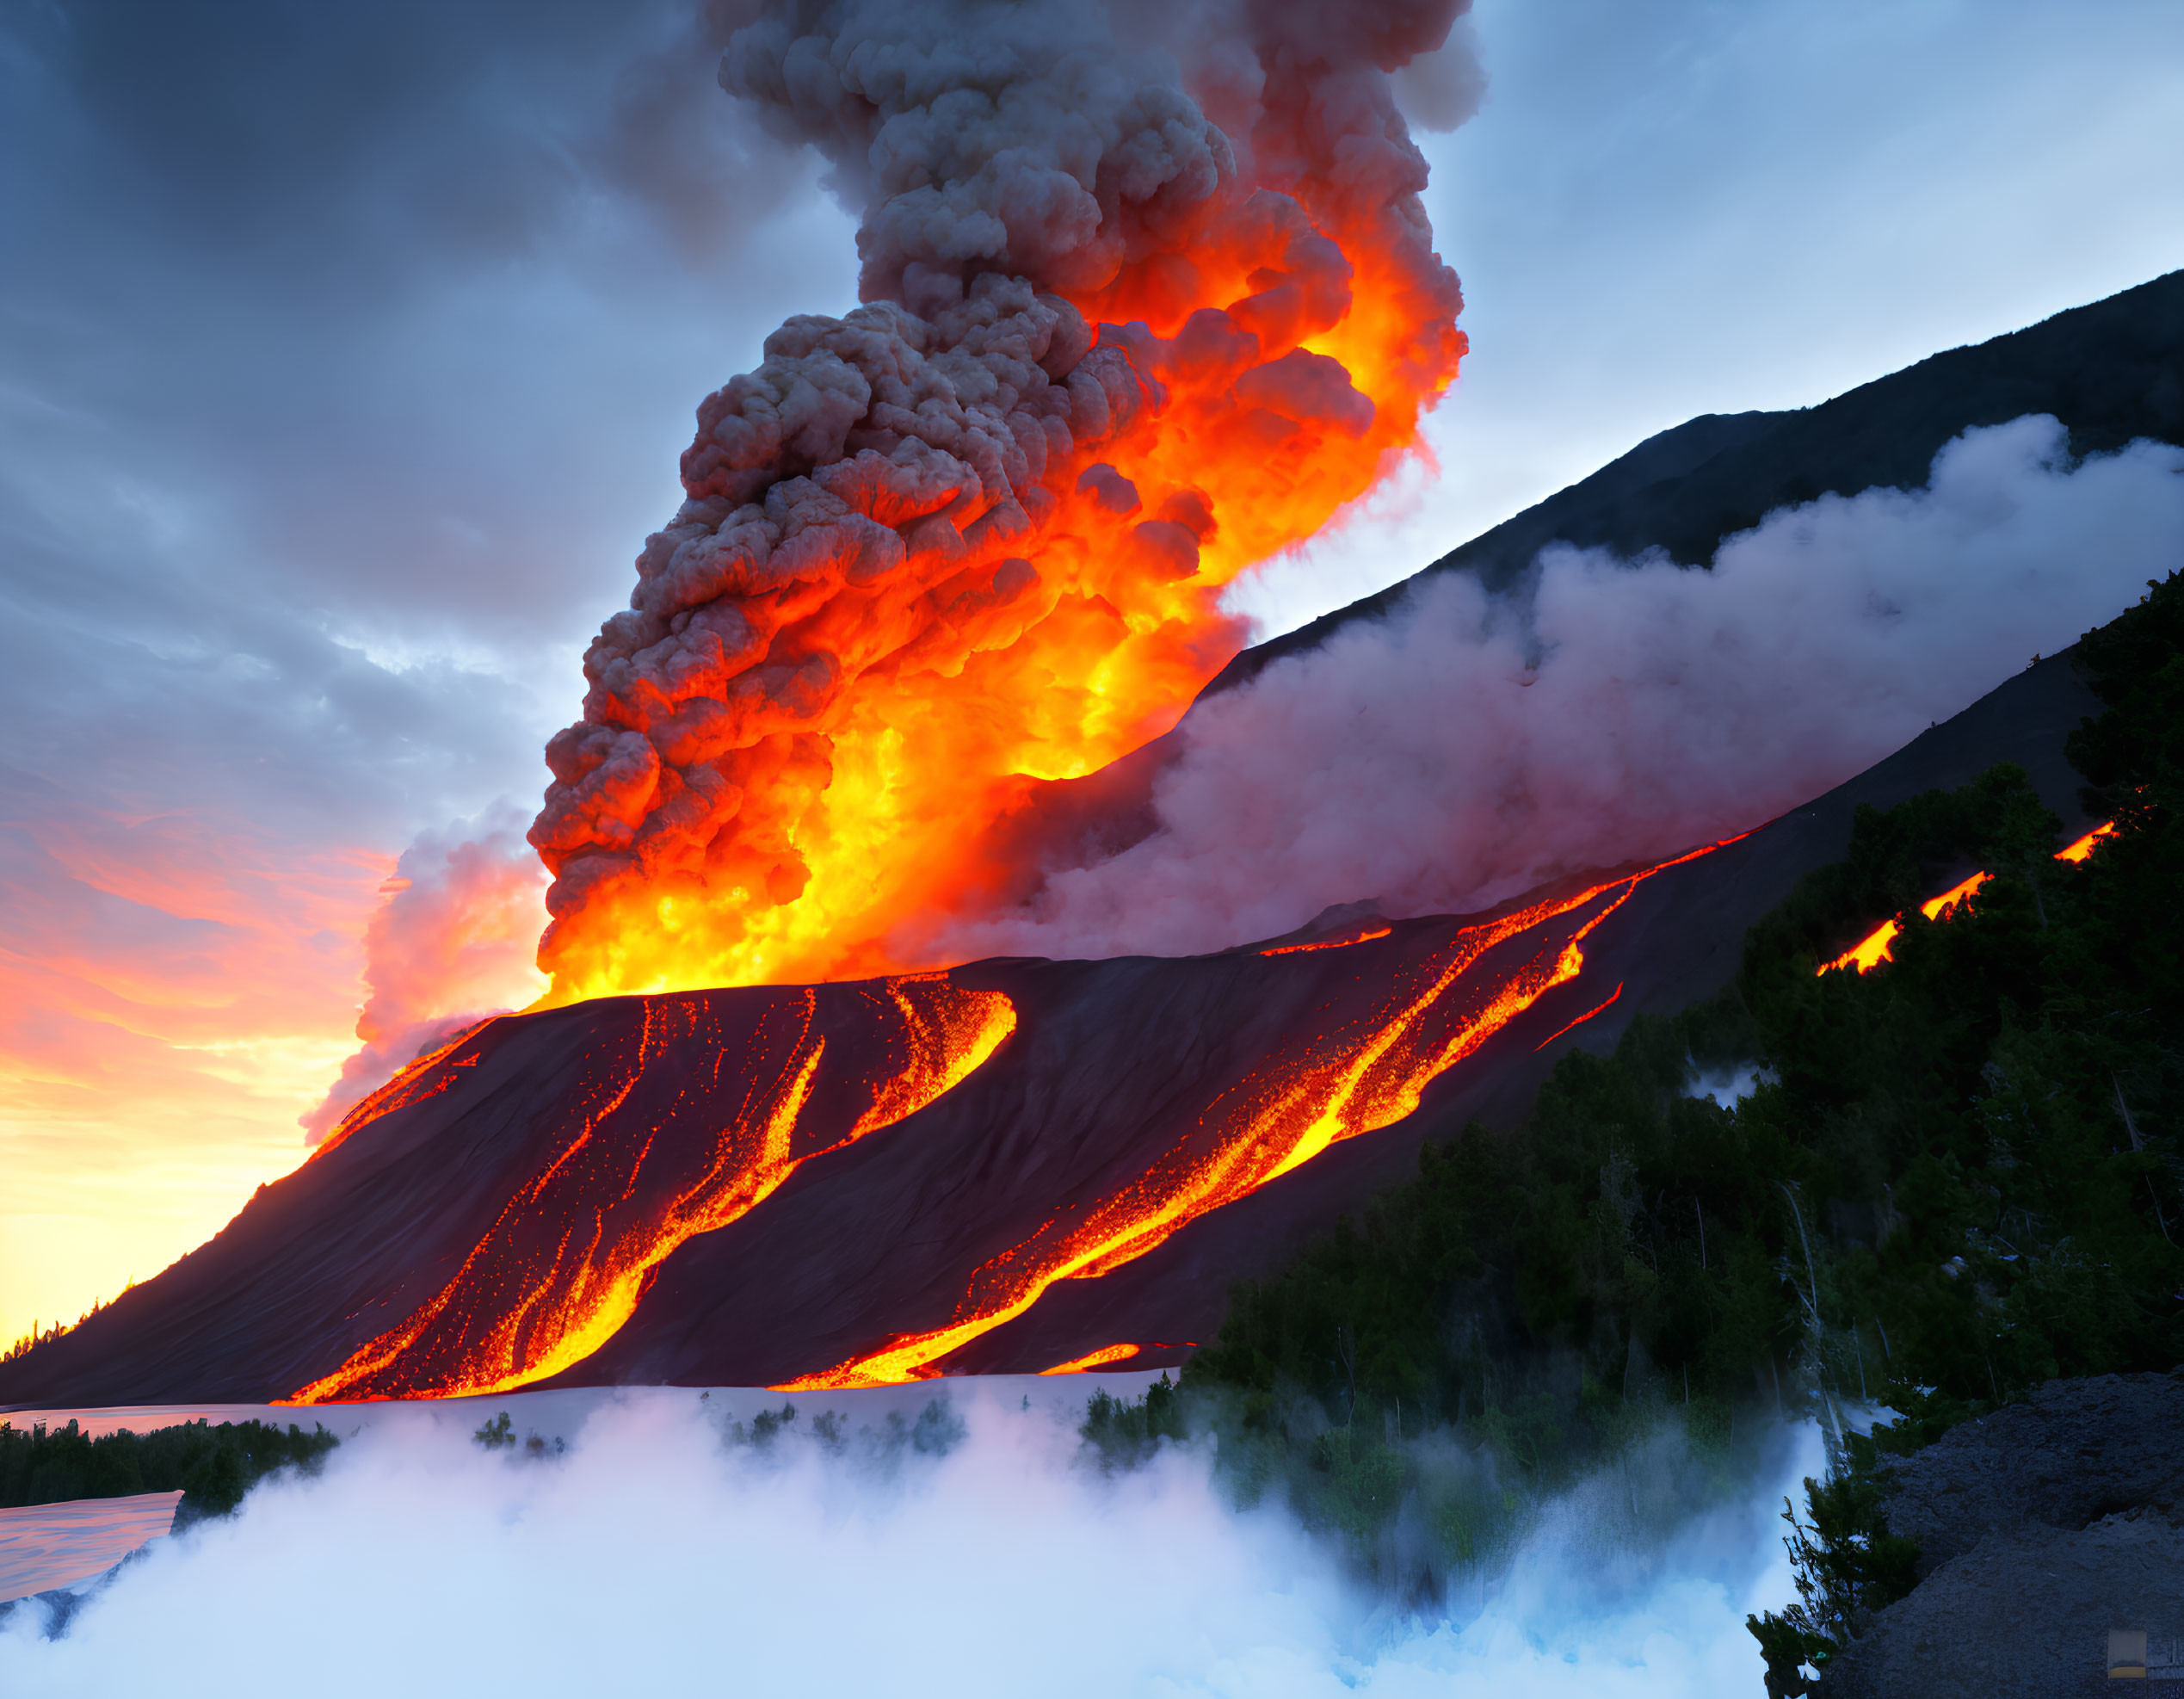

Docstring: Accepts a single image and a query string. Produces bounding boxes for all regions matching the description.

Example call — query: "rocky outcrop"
[1824,1371,2184,1698]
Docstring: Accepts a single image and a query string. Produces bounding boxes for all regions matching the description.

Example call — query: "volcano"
[7,260,2169,1407]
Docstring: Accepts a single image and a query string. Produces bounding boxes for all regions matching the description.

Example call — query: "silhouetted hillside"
[1215,269,2184,694]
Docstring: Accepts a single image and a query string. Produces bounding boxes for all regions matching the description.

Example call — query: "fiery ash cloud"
[529,0,1473,1000]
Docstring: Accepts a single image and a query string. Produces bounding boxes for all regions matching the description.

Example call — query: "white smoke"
[0,1389,1818,1697]
[301,804,547,1144]
[917,414,2184,961]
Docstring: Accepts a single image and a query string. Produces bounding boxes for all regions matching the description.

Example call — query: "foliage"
[0,1416,339,1524]
[472,1410,567,1458]
[1092,574,2184,1690]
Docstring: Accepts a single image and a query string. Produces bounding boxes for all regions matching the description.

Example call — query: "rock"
[1823,1372,2184,1697]
[1822,1510,2184,1698]
[1885,1371,2184,1575]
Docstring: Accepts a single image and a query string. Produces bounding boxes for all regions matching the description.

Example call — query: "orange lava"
[2057,822,2118,863]
[309,1019,496,1162]
[1038,1344,1142,1375]
[1260,926,1394,956]
[1535,982,1624,1052]
[780,845,1732,1391]
[284,978,1014,1403]
[1819,823,2114,976]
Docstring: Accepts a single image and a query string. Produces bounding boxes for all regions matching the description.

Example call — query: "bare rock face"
[1886,1372,2184,1576]
[1823,1372,2184,1698]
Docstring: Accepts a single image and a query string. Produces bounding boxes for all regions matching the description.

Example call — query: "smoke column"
[528,0,1473,1002]
[916,416,2184,961]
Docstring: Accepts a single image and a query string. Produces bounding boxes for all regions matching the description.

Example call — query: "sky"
[3,0,2183,1351]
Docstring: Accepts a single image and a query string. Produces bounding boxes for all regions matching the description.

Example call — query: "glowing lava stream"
[780,843,1736,1391]
[1039,1344,1142,1375]
[287,978,1014,1404]
[1819,822,2117,976]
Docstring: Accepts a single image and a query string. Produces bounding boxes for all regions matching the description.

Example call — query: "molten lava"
[1819,824,2116,975]
[2057,822,2117,863]
[1534,982,1624,1052]
[287,976,1013,1402]
[780,846,1732,1391]
[1038,1344,1143,1375]
[1261,925,1394,956]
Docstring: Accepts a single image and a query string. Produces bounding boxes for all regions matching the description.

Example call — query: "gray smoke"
[912,414,2184,962]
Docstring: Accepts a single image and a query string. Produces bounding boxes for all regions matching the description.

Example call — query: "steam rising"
[0,1391,1815,1696]
[301,806,546,1144]
[922,414,2184,961]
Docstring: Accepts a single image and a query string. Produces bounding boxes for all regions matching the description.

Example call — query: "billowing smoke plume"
[915,416,2184,961]
[302,806,546,1144]
[530,0,1474,1002]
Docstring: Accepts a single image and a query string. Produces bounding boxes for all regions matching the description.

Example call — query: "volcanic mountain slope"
[1217,267,2184,695]
[0,650,2095,1408]
[13,274,2174,1409]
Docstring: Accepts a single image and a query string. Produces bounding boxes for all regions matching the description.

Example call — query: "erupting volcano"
[527,0,1470,1001]
[271,842,1722,1403]
[13,9,2168,1414]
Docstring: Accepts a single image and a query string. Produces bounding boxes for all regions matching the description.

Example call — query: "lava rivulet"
[780,847,1731,1391]
[1819,822,2116,976]
[527,2,1471,1001]
[286,976,1013,1403]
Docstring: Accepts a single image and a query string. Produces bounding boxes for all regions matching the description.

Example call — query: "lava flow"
[1039,1344,1143,1375]
[527,3,1471,1002]
[780,846,1731,1390]
[286,976,1013,1402]
[1820,822,2117,976]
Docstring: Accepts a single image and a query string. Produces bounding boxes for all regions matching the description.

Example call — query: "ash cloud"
[916,414,2184,961]
[0,1389,1814,1696]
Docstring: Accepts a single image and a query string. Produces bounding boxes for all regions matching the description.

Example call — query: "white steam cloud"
[919,414,2184,961]
[301,804,547,1144]
[0,1389,1818,1697]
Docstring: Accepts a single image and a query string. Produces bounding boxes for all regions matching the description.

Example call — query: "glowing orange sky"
[1,806,396,1351]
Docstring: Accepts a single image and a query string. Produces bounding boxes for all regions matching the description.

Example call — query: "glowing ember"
[1534,982,1624,1052]
[1260,926,1394,957]
[1820,823,2115,975]
[2057,822,2118,863]
[527,4,1471,1002]
[780,844,1734,1391]
[284,978,1014,1403]
[1038,1344,1142,1375]
[309,1019,495,1162]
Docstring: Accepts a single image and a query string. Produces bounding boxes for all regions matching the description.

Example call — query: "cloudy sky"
[3,0,2181,1349]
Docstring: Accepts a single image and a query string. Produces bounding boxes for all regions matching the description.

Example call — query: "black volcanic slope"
[10,273,2173,1409]
[1212,268,2184,695]
[0,652,2097,1407]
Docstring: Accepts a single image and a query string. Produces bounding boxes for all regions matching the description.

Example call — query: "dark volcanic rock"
[1823,1372,2184,1699]
[1823,1512,2184,1699]
[1886,1372,2184,1577]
